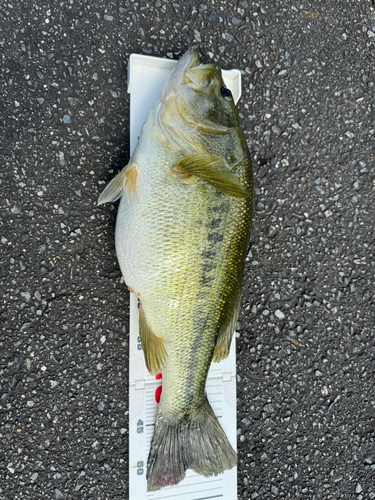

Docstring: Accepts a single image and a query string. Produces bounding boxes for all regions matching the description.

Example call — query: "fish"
[98,49,253,491]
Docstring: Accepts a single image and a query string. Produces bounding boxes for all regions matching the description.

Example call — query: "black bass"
[98,49,253,491]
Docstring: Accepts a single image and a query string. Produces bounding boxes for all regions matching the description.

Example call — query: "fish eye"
[220,88,232,101]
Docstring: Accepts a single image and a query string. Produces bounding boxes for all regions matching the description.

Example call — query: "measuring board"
[126,53,241,500]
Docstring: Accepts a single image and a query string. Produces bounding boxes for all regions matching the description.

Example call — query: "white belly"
[115,191,148,294]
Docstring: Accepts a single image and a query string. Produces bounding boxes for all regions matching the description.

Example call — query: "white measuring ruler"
[126,53,241,500]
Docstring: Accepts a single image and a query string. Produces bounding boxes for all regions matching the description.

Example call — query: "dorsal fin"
[212,286,241,363]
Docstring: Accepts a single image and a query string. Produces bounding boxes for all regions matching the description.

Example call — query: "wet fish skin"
[99,49,252,491]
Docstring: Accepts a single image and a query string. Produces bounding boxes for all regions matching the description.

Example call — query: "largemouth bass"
[98,49,253,491]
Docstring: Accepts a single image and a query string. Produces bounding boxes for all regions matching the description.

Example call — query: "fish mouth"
[161,49,220,100]
[183,64,220,90]
[160,49,200,102]
[177,48,201,74]
[178,50,220,90]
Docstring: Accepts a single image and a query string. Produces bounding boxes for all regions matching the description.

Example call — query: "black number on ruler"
[137,336,142,351]
[137,419,144,433]
[137,461,144,475]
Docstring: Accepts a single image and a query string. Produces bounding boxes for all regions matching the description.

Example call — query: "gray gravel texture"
[1,0,375,499]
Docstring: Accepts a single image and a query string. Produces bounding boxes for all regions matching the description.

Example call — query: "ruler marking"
[193,496,223,500]
[153,479,223,490]
[147,493,223,500]
[143,475,223,492]
[146,488,224,499]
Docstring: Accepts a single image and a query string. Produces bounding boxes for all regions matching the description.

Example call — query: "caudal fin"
[146,397,236,491]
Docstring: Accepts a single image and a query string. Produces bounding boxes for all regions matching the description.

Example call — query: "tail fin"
[146,397,236,491]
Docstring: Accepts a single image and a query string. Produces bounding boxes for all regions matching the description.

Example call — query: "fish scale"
[158,161,252,418]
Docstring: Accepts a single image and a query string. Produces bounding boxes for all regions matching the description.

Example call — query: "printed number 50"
[137,460,144,475]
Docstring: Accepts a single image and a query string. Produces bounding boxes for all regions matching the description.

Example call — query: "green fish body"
[99,49,253,491]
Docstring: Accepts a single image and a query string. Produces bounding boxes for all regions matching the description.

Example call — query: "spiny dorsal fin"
[173,153,250,198]
[139,303,167,376]
[212,287,242,363]
[97,164,137,205]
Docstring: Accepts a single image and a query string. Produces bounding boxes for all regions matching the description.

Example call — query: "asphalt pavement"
[1,1,374,499]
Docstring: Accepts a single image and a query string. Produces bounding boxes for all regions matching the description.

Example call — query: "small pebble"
[68,97,79,106]
[275,310,285,319]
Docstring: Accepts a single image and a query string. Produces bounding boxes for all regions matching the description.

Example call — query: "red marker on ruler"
[155,374,162,403]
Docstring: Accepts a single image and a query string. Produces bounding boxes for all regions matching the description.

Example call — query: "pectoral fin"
[139,303,167,375]
[173,154,250,199]
[213,287,242,363]
[98,164,137,205]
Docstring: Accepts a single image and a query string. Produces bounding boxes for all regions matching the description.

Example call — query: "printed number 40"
[137,419,143,433]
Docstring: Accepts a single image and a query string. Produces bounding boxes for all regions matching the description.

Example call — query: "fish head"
[159,49,239,144]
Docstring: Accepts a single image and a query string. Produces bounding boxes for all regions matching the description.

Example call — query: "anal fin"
[139,303,167,375]
[213,288,241,363]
